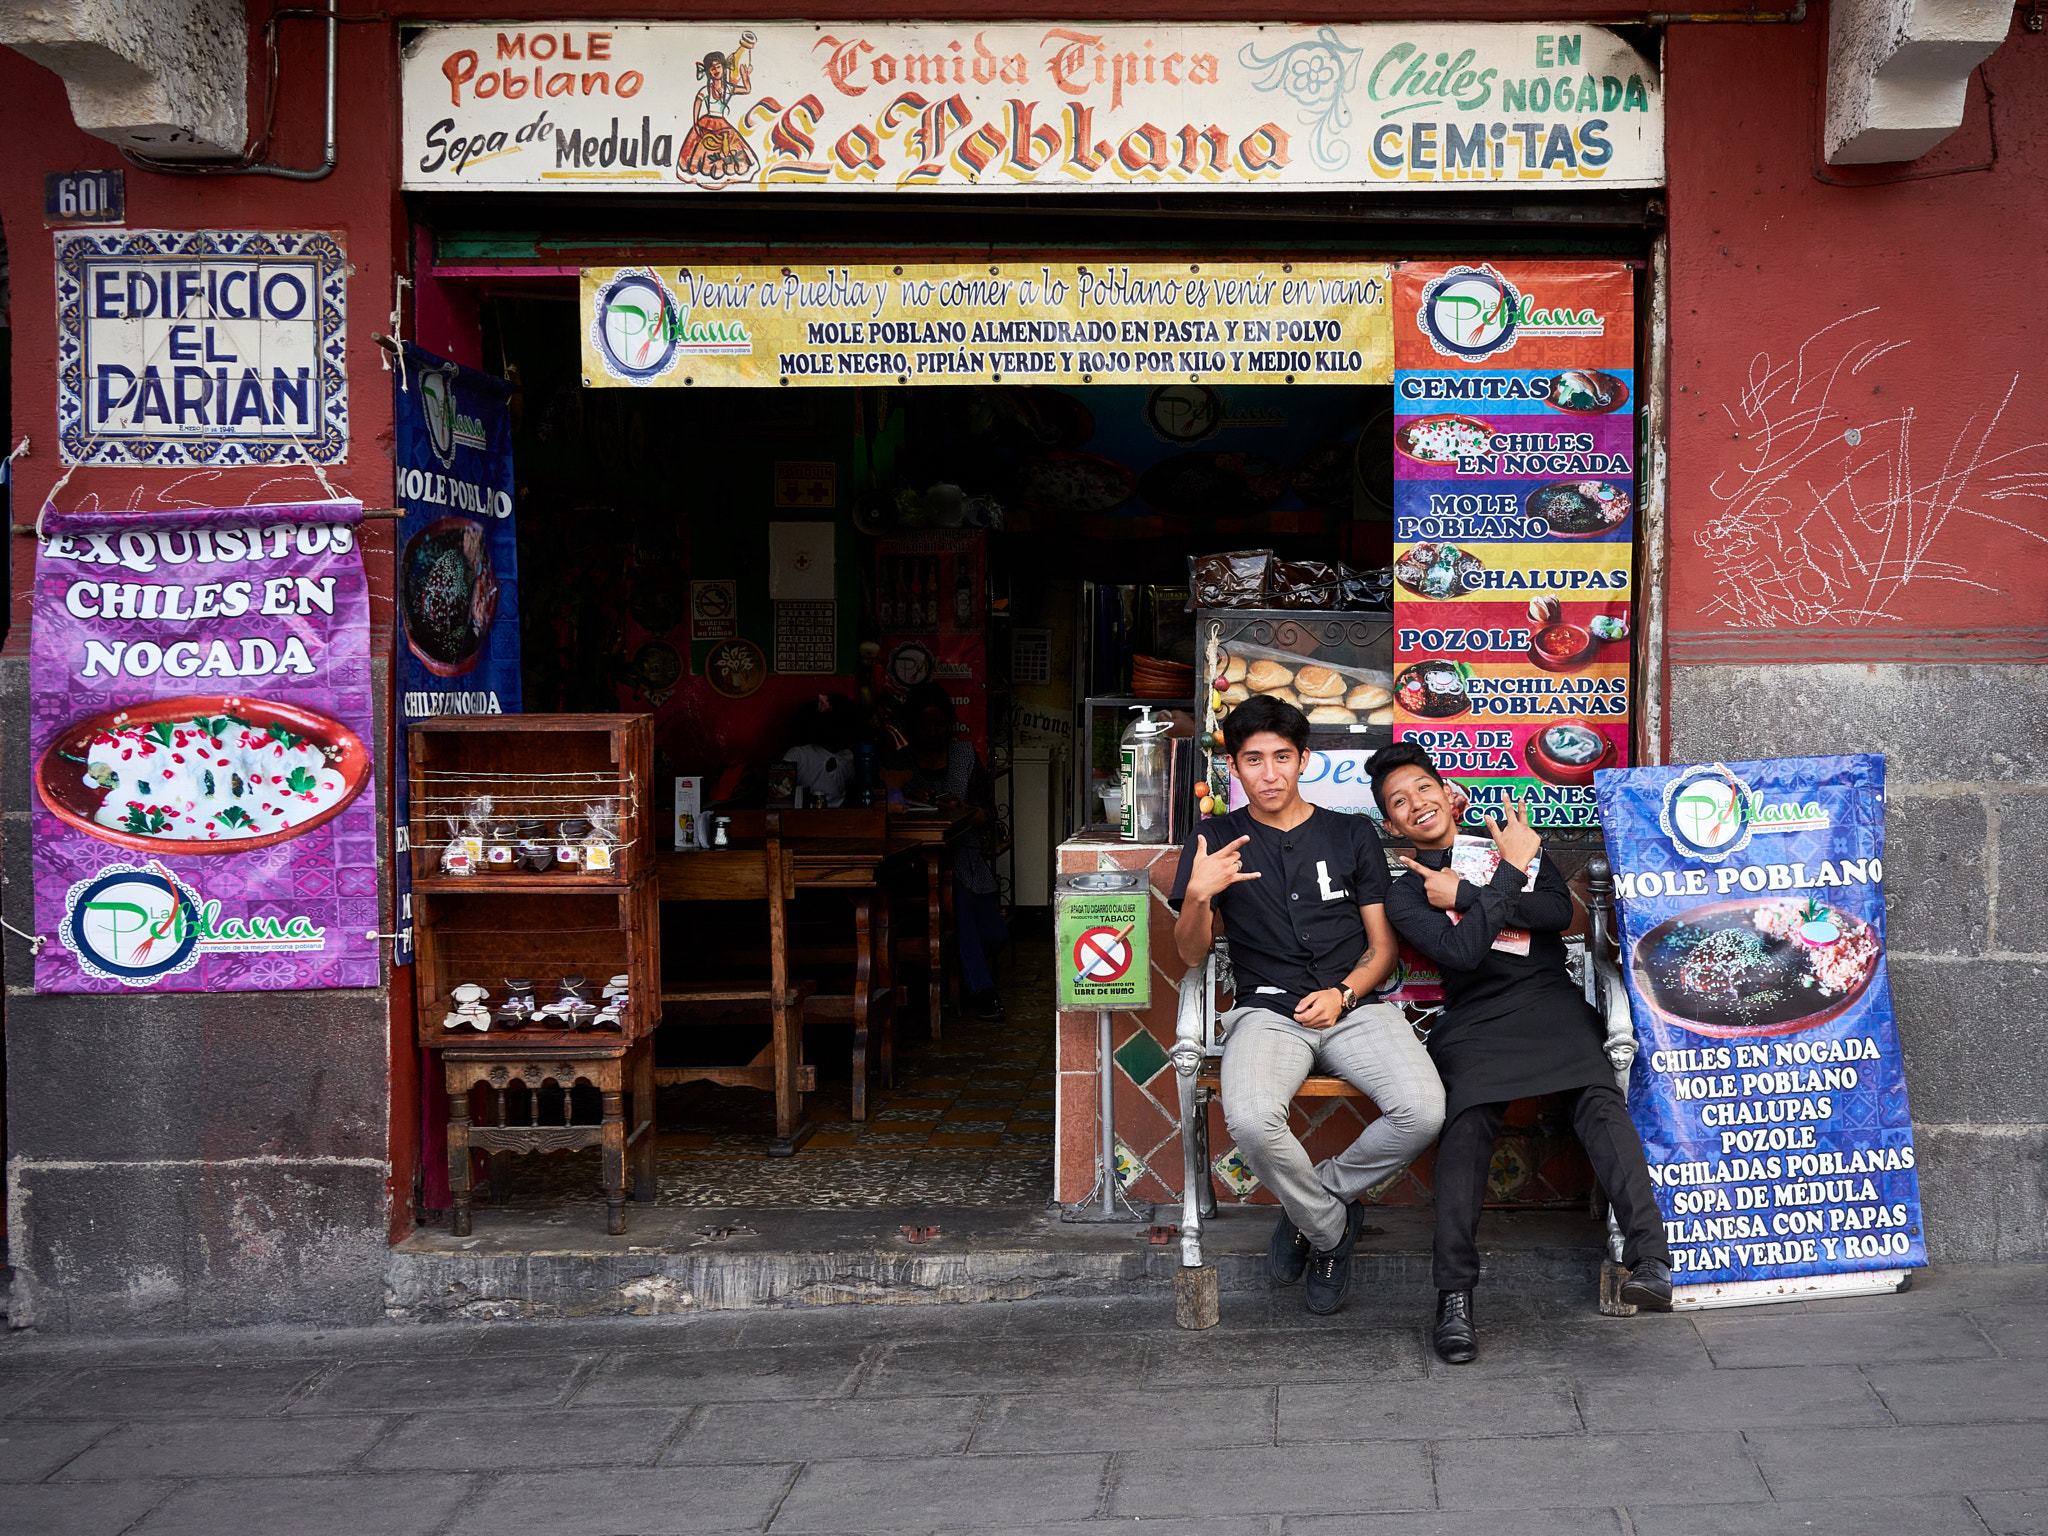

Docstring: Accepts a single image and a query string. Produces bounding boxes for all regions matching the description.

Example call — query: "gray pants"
[1220,1003,1447,1251]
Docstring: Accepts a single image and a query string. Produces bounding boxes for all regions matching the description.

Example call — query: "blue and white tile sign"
[1594,754,1926,1293]
[56,230,348,466]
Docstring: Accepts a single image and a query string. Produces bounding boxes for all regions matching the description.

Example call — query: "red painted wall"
[1661,13,2048,672]
[0,20,405,629]
[0,21,419,1237]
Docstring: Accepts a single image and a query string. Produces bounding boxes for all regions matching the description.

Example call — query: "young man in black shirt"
[1171,696,1446,1315]
[1371,740,1672,1363]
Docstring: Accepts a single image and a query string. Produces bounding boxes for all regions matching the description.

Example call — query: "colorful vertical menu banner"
[1390,261,1636,828]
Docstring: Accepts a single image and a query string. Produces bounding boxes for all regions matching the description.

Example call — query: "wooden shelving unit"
[407,712,654,887]
[412,881,658,1050]
[408,714,660,1236]
[409,714,657,1051]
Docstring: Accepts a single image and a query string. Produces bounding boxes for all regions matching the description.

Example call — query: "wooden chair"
[703,806,905,1120]
[1166,858,1639,1312]
[887,836,960,1037]
[657,810,815,1156]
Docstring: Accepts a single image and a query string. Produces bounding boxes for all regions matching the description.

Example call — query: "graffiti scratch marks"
[1697,310,2048,629]
[58,470,351,517]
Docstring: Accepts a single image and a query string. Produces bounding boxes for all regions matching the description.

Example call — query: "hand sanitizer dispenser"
[1119,705,1172,841]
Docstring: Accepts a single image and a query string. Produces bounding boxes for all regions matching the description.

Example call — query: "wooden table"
[781,838,902,1119]
[885,807,977,1039]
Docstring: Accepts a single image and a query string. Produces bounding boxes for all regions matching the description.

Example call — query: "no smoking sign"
[1056,883,1151,1010]
[1073,926,1132,984]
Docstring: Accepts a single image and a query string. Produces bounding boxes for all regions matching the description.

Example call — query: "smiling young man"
[1371,740,1671,1362]
[1171,696,1446,1315]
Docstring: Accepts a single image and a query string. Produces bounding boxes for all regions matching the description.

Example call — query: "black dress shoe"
[1433,1289,1477,1363]
[1620,1256,1674,1311]
[1269,1211,1313,1286]
[1304,1203,1369,1315]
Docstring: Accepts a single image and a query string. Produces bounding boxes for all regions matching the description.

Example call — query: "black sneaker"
[1620,1256,1674,1311]
[1303,1202,1368,1315]
[1269,1211,1313,1286]
[1433,1289,1477,1363]
[975,990,1007,1023]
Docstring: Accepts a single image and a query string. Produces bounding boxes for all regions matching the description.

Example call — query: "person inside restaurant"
[1371,740,1673,1364]
[891,681,1009,1023]
[777,692,861,808]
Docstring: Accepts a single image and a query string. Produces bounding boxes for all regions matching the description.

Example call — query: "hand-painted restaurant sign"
[581,261,1391,387]
[401,22,1662,193]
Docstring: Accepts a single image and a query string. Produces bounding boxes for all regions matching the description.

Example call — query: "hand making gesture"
[1183,833,1261,903]
[1396,854,1464,910]
[1486,795,1543,873]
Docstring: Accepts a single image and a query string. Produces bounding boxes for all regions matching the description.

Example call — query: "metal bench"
[1168,858,1637,1327]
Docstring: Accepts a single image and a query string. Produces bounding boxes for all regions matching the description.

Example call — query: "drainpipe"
[122,0,339,180]
[251,1,340,181]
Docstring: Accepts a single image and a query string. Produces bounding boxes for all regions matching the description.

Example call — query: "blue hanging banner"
[393,343,521,965]
[1594,754,1926,1298]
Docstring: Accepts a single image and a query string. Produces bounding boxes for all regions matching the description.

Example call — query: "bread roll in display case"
[1198,608,1393,808]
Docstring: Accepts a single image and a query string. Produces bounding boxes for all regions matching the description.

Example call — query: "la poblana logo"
[61,860,330,985]
[590,267,752,384]
[1416,263,1607,363]
[421,364,490,469]
[1658,763,1830,864]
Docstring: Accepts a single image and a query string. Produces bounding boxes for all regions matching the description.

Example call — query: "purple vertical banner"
[30,500,380,992]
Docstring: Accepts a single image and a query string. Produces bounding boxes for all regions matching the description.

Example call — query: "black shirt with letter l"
[1169,806,1392,1016]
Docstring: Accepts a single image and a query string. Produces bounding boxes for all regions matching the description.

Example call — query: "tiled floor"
[490,939,1056,1210]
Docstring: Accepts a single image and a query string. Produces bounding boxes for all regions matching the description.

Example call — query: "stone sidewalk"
[1,1262,2042,1535]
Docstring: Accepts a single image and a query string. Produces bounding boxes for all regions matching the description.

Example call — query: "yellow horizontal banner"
[581,261,1391,388]
[1393,539,1632,602]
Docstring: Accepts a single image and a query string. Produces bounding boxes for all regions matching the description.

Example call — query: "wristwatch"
[1337,984,1358,1011]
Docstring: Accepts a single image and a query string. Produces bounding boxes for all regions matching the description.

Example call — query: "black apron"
[1403,847,1615,1120]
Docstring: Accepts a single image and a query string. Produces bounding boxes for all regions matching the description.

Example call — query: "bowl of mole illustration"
[401,516,499,677]
[1525,722,1616,786]
[1630,897,1882,1038]
[35,695,372,855]
[1524,480,1632,539]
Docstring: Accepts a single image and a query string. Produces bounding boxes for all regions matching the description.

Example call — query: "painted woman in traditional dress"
[676,32,757,187]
